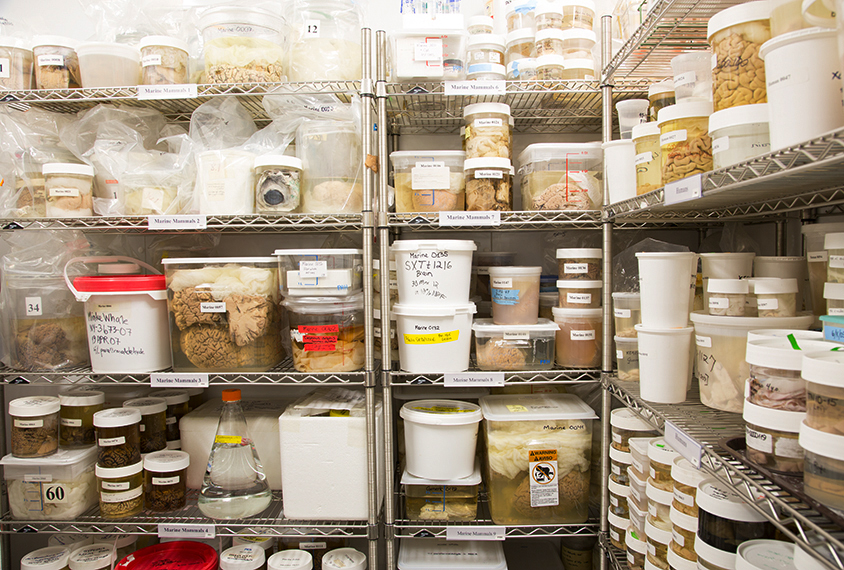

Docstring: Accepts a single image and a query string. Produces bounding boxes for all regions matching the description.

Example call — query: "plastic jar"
[631,497,648,535]
[708,2,771,112]
[93,408,142,468]
[632,122,662,195]
[825,232,844,283]
[803,351,844,436]
[144,450,189,512]
[68,545,115,570]
[472,318,558,370]
[507,57,538,80]
[649,80,676,122]
[59,389,104,449]
[76,42,141,88]
[708,104,770,169]
[43,163,95,218]
[467,34,505,67]
[657,101,713,184]
[612,408,658,452]
[464,103,511,160]
[670,506,699,562]
[220,544,266,570]
[671,457,705,516]
[488,266,542,324]
[629,469,648,512]
[469,15,495,34]
[138,36,189,85]
[147,390,190,445]
[506,1,536,33]
[546,29,596,59]
[557,280,602,308]
[96,461,144,519]
[696,478,776,554]
[609,477,631,517]
[268,550,312,570]
[824,282,844,315]
[616,336,640,381]
[743,399,804,473]
[696,539,736,570]
[562,58,595,79]
[323,548,366,570]
[391,150,467,213]
[551,307,602,367]
[535,29,566,56]
[283,294,365,372]
[608,510,630,549]
[200,6,287,83]
[613,292,642,338]
[707,279,748,316]
[518,142,602,209]
[32,36,80,89]
[464,157,513,211]
[21,546,70,570]
[647,519,673,570]
[557,248,602,280]
[562,0,596,29]
[630,437,654,481]
[669,550,698,570]
[610,445,632,485]
[505,30,535,64]
[628,530,648,570]
[799,421,844,510]
[288,0,362,82]
[0,37,34,89]
[648,438,678,491]
[122,397,167,454]
[754,278,797,317]
[535,2,563,30]
[647,479,673,531]
[10,396,60,458]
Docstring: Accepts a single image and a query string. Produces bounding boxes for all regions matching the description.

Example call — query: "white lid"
[609,478,631,497]
[557,248,602,258]
[672,457,706,489]
[658,101,714,125]
[147,390,190,405]
[100,535,137,549]
[268,550,313,570]
[162,256,278,265]
[506,29,535,44]
[468,63,507,77]
[802,350,844,388]
[254,154,303,170]
[274,248,363,257]
[468,33,505,48]
[469,15,495,27]
[645,518,673,545]
[562,0,595,10]
[799,421,844,460]
[793,545,834,570]
[689,311,814,329]
[400,399,483,426]
[535,0,564,16]
[611,408,655,432]
[551,306,603,319]
[614,335,639,347]
[707,278,749,294]
[95,460,143,478]
[697,537,737,570]
[59,389,104,407]
[480,393,597,422]
[392,239,478,253]
[22,547,71,570]
[76,42,141,62]
[754,278,798,295]
[233,530,275,551]
[0,37,32,50]
[627,528,647,553]
[632,122,661,139]
[558,28,597,42]
[670,504,699,532]
[649,79,675,97]
[323,548,367,570]
[391,302,476,318]
[743,399,805,433]
[670,549,699,570]
[564,58,595,70]
[93,407,141,428]
[556,279,602,289]
[630,436,655,456]
[472,318,559,333]
[709,104,769,133]
[138,35,189,53]
[736,540,796,570]
[823,282,844,300]
[646,479,674,505]
[401,460,482,486]
[9,396,60,417]
[748,329,823,343]
[607,508,630,529]
[464,157,512,171]
[464,102,511,118]
[221,545,266,570]
[708,1,772,39]
[609,445,633,464]
[648,438,678,465]
[824,232,844,249]
[697,478,769,522]
[283,293,365,314]
[32,35,78,50]
[536,54,567,67]
[123,397,167,415]
[68,544,114,570]
[397,539,503,570]
[0,445,97,471]
[745,337,838,370]
[42,163,94,177]
[535,28,566,42]
[144,450,190,472]
[759,27,836,60]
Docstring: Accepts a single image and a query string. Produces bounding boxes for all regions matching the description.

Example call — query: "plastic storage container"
[390,151,466,212]
[94,408,141,468]
[613,291,642,338]
[802,351,844,435]
[253,155,303,213]
[557,248,602,280]
[464,103,511,160]
[275,248,363,297]
[220,545,265,570]
[647,518,673,570]
[392,30,468,81]
[629,529,648,570]
[696,478,776,554]
[467,34,505,66]
[555,29,596,59]
[609,510,630,549]
[671,52,713,103]
[610,445,632,485]
[657,101,713,184]
[194,149,255,215]
[0,38,34,89]
[96,461,144,519]
[648,438,678,491]
[20,546,71,570]
[283,294,365,373]
[670,505,699,561]
[288,0,363,82]
[138,36,189,85]
[401,462,481,521]
[562,58,595,79]
[392,239,476,305]
[518,143,603,211]
[393,303,476,373]
[743,399,804,473]
[489,266,542,324]
[472,318,558,370]
[536,2,564,30]
[59,389,104,448]
[754,278,798,317]
[649,80,676,122]
[535,29,567,56]
[611,409,659,452]
[630,436,654,481]
[144,450,189,511]
[122,397,167,454]
[824,282,844,315]
[556,280,601,308]
[10,396,60,459]
[672,457,705,516]
[147,390,189,445]
[76,42,140,87]
[825,232,844,283]
[552,307,602,367]
[647,478,674,531]
[296,121,362,214]
[709,104,770,169]
[507,57,538,80]
[609,478,631,517]
[43,163,94,218]
[463,157,513,211]
[707,279,748,316]
[32,36,81,89]
[630,470,648,513]
[799,421,844,510]
[469,16,495,34]
[536,54,566,80]
[633,122,663,195]
[479,393,597,524]
[616,335,640,381]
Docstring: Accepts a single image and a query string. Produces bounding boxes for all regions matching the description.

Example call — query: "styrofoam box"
[181,399,293,490]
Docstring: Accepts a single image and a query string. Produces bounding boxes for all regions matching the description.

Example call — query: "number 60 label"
[44,484,68,503]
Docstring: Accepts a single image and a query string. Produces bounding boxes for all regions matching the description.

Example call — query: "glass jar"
[288,0,363,82]
[708,2,771,112]
[804,351,844,435]
[648,438,678,491]
[709,104,770,169]
[96,461,144,519]
[59,389,104,449]
[609,445,632,485]
[646,519,673,570]
[561,58,595,79]
[9,396,60,458]
[609,478,630,517]
[800,422,844,510]
[696,478,776,553]
[147,390,190,445]
[612,408,659,451]
[505,30,535,65]
[144,450,189,512]
[93,408,142,468]
[68,544,115,570]
[649,80,676,122]
[464,157,513,211]
[21,546,70,570]
[670,506,698,561]
[0,37,34,89]
[297,121,362,213]
[253,155,303,213]
[536,54,566,80]
[608,510,629,550]
[122,397,167,454]
[535,2,564,30]
[506,1,536,33]
[825,233,844,283]
[32,36,81,89]
[556,280,602,308]
[632,122,662,195]
[507,57,538,80]
[743,400,804,474]
[551,307,602,368]
[706,279,747,316]
[647,479,673,531]
[469,15,495,34]
[754,278,797,317]
[562,0,596,29]
[43,163,95,218]
[464,103,511,160]
[283,294,365,372]
[139,36,189,85]
[657,101,713,184]
[467,34,505,67]
[671,457,705,516]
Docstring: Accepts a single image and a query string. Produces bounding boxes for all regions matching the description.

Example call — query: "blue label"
[491,288,521,306]
[824,326,844,343]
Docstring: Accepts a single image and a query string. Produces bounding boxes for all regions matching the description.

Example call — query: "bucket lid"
[138,35,189,53]
[123,397,167,415]
[696,537,737,570]
[753,278,798,294]
[759,26,836,60]
[391,239,478,253]
[552,306,603,319]
[42,163,95,177]
[472,318,559,333]
[648,438,678,464]
[32,35,78,50]
[506,29,536,44]
[254,154,303,170]
[73,275,165,293]
[556,279,602,289]
[793,545,834,570]
[801,351,844,388]
[707,278,749,294]
[144,450,190,472]
[9,395,60,417]
[399,399,483,426]
[392,302,477,318]
[464,157,512,171]
[479,393,597,421]
[21,547,70,570]
[709,104,769,133]
[611,408,654,431]
[268,550,313,570]
[708,1,771,39]
[68,544,115,570]
[823,282,844,300]
[323,548,366,570]
[646,479,674,505]
[162,256,277,265]
[488,265,542,277]
[115,542,219,570]
[824,232,844,249]
[283,293,365,314]
[671,456,707,492]
[799,421,844,461]
[745,337,838,370]
[463,102,511,118]
[397,539,504,570]
[95,460,143,479]
[609,446,632,463]
[657,101,713,125]
[697,478,770,522]
[93,407,141,428]
[670,504,699,532]
[632,122,661,139]
[401,460,482,486]
[147,390,190,405]
[557,247,602,259]
[644,519,672,545]
[59,389,105,407]
[736,540,796,570]
[747,329,823,343]
[743,399,805,433]
[689,311,814,329]
[648,79,675,97]
[220,545,266,570]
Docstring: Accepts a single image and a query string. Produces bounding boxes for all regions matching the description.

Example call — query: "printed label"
[529,449,559,508]
[492,288,521,305]
[672,529,685,546]
[610,529,620,542]
[614,308,631,318]
[660,129,687,146]
[446,526,506,541]
[768,69,810,91]
[757,298,778,310]
[664,173,702,205]
[564,263,589,274]
[215,435,243,445]
[25,296,42,316]
[300,542,328,550]
[148,215,206,229]
[649,466,657,479]
[492,277,513,289]
[474,169,504,179]
[808,250,829,262]
[829,255,844,268]
[567,292,592,304]
[570,329,595,340]
[153,476,180,486]
[98,436,126,447]
[38,54,64,67]
[648,542,656,556]
[158,523,216,540]
[673,71,696,87]
[708,297,729,309]
[24,474,52,483]
[142,54,163,67]
[49,187,79,197]
[137,84,198,101]
[503,331,530,340]
[774,436,803,459]
[617,349,624,359]
[411,163,450,190]
[14,419,43,428]
[696,335,712,348]
[444,372,505,387]
[151,373,209,388]
[830,308,844,316]
[166,416,177,425]
[632,457,644,474]
[200,302,226,313]
[628,553,636,565]
[102,481,131,491]
[746,426,773,453]
[414,38,443,62]
[305,19,321,37]
[506,405,529,413]
[475,118,503,127]
[612,432,622,443]
[444,80,506,95]
[299,260,328,278]
[43,484,68,503]
[674,488,695,507]
[711,53,718,70]
[439,211,501,226]
[665,421,703,469]
[101,486,143,503]
[0,58,10,79]
[630,483,642,503]
[611,465,621,477]
[635,151,654,165]
[648,502,657,517]
[712,136,729,154]
[60,417,82,427]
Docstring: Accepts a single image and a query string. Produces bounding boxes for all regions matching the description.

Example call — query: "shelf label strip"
[439,211,501,226]
[446,525,506,541]
[665,420,703,469]
[138,84,198,100]
[444,80,506,96]
[444,372,505,387]
[151,373,210,388]
[158,523,216,539]
[148,215,207,230]
[663,173,702,206]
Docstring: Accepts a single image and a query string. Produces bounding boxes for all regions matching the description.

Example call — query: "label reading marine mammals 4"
[158,523,216,539]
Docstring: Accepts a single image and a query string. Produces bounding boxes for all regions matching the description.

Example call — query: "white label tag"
[529,450,559,507]
[300,542,328,550]
[153,476,180,486]
[37,54,64,67]
[664,173,702,205]
[675,488,695,506]
[632,458,643,474]
[673,529,685,546]
[474,169,504,179]
[648,502,657,517]
[634,151,654,166]
[830,308,844,316]
[665,421,703,469]
[774,435,803,458]
[61,417,82,427]
[150,372,210,388]
[141,54,163,67]
[444,372,506,387]
[503,331,530,340]
[446,526,506,541]
[101,486,143,503]
[444,80,506,95]
[571,330,595,340]
[808,250,828,262]
[14,419,43,428]
[415,38,443,62]
[768,69,810,90]
[564,263,589,274]
[614,308,631,318]
[411,163,450,190]
[158,524,216,540]
[439,211,501,226]
[305,19,321,37]
[746,426,773,453]
[166,416,177,425]
[148,215,206,230]
[757,298,778,310]
[50,187,79,197]
[25,296,42,316]
[492,277,513,288]
[610,529,620,542]
[673,70,696,87]
[475,118,504,127]
[708,297,729,309]
[102,481,131,491]
[137,84,199,101]
[0,58,10,79]
[24,474,52,482]
[98,436,126,447]
[711,53,718,70]
[617,349,624,359]
[712,136,729,154]
[567,292,592,304]
[299,260,329,278]
[660,129,688,146]
[630,483,641,503]
[829,255,844,268]
[611,465,621,477]
[200,302,226,313]
[648,543,656,556]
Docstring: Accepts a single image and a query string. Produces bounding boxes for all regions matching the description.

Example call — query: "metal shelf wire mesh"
[387,210,603,230]
[388,367,601,386]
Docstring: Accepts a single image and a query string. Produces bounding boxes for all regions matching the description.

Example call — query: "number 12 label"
[305,20,320,37]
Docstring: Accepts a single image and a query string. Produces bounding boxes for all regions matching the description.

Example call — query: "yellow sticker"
[403,330,459,345]
[329,409,350,417]
[214,435,242,445]
[506,405,529,413]
[413,406,474,413]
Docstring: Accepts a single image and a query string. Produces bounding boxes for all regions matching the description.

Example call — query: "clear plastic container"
[632,122,663,195]
[671,51,713,103]
[122,397,167,454]
[770,0,810,37]
[671,457,706,516]
[288,0,362,82]
[648,438,678,491]
[392,30,468,81]
[825,233,844,283]
[708,2,771,112]
[464,157,513,211]
[96,461,144,519]
[479,393,597,525]
[754,278,797,317]
[562,58,595,79]
[467,34,505,67]
[697,478,776,553]
[647,519,673,570]
[76,42,141,88]
[32,36,81,89]
[467,62,507,81]
[539,29,596,59]
[535,29,566,57]
[469,16,495,34]
[551,307,602,368]
[505,29,536,65]
[657,101,713,184]
[43,163,94,218]
[649,80,676,122]
[253,155,303,213]
[612,409,659,451]
[629,470,648,512]
[200,6,287,83]
[707,279,748,316]
[557,279,602,308]
[628,529,648,570]
[390,150,466,212]
[144,450,190,512]
[276,248,363,297]
[138,36,189,85]
[557,248,602,280]
[473,251,518,302]
[613,292,642,338]
[518,143,603,211]
[631,496,648,536]
[10,396,60,458]
[609,510,630,549]
[562,0,596,29]
[803,351,844,435]
[59,389,104,449]
[709,104,770,169]
[506,1,536,33]
[401,462,481,521]
[297,121,362,213]
[536,1,564,30]
[539,291,557,320]
[507,57,538,80]
[147,390,189,445]
[464,103,511,160]
[647,479,674,531]
[0,38,34,89]
[68,544,115,570]
[94,408,142,469]
[161,257,283,372]
[472,318,558,370]
[282,294,365,372]
[743,399,804,474]
[609,446,632,485]
[630,437,655,481]
[489,266,542,324]
[616,335,640,381]
[799,422,844,510]
[824,282,844,315]
[536,54,566,79]
[21,546,71,570]
[670,506,699,561]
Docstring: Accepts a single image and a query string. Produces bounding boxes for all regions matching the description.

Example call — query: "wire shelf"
[388,367,601,386]
[387,210,603,230]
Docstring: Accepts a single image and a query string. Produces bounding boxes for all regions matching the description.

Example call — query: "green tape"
[787,333,801,350]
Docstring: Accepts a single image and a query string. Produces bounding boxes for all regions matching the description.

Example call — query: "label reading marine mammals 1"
[150,373,210,388]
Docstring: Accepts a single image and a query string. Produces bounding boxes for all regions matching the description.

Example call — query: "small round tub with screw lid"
[10,395,60,458]
[96,461,144,519]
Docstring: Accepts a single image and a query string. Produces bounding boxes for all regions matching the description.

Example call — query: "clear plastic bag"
[288,0,363,81]
[613,238,691,292]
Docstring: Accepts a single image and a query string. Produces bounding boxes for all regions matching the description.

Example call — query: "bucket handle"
[64,256,161,303]
[801,0,835,27]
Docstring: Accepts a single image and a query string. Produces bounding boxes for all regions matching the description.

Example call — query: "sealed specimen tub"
[472,318,558,370]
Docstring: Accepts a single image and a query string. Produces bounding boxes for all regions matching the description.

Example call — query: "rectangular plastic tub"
[472,318,559,370]
[274,248,363,297]
[392,30,468,81]
[390,151,466,212]
[517,143,603,211]
[401,462,481,521]
[398,539,506,570]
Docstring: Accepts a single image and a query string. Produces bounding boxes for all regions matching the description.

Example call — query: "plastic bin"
[489,266,542,324]
[0,38,34,89]
[275,248,363,297]
[557,279,602,308]
[401,462,481,521]
[552,307,602,368]
[472,318,558,370]
[283,294,365,373]
[518,143,603,211]
[392,30,468,81]
[138,36,189,85]
[390,151,466,212]
[76,42,140,87]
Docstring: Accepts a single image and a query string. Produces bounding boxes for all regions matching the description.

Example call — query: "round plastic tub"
[138,36,188,85]
[393,303,476,373]
[472,318,558,370]
[735,541,797,570]
[296,121,362,214]
[220,545,265,570]
[647,478,674,531]
[802,351,844,435]
[696,538,737,570]
[535,2,564,30]
[612,409,658,452]
[535,29,566,57]
[562,0,596,29]
[649,80,677,122]
[467,34,505,67]
[554,279,599,309]
[824,282,844,315]
[670,505,699,561]
[648,438,679,491]
[283,294,365,373]
[669,549,698,570]
[115,542,219,570]
[69,544,115,570]
[464,157,513,211]
[507,57,538,80]
[469,16,495,35]
[610,445,632,485]
[743,399,804,474]
[59,388,104,449]
[518,143,603,211]
[268,550,312,570]
[9,396,60,458]
[195,148,259,215]
[253,154,303,213]
[122,397,167,454]
[400,399,482,481]
[43,163,94,218]
[633,122,663,195]
[608,510,630,549]
[616,335,640,381]
[390,151,466,212]
[463,102,511,160]
[613,292,642,338]
[21,546,71,570]
[670,51,712,103]
[32,36,81,89]
[754,278,798,317]
[696,478,776,554]
[647,518,673,570]
[392,239,477,305]
[323,548,366,570]
[609,477,631,518]
[96,461,144,519]
[551,307,602,368]
[628,529,648,570]
[536,54,566,80]
[672,457,706,516]
[707,279,748,316]
[94,408,141,468]
[505,1,536,32]
[709,104,770,169]
[799,421,844,510]
[826,232,844,283]
[275,248,363,297]
[562,58,595,79]
[0,37,33,89]
[657,101,714,184]
[557,248,602,280]
[144,450,189,512]
[76,42,140,88]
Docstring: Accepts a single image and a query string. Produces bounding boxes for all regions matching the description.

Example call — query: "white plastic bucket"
[400,399,483,480]
[393,303,476,373]
[637,252,697,328]
[65,256,171,374]
[759,27,844,150]
[392,240,477,305]
[603,140,637,204]
[635,324,693,403]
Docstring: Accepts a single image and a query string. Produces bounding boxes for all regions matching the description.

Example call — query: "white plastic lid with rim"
[488,265,542,277]
[759,27,836,61]
[609,445,633,464]
[467,33,506,47]
[697,478,769,522]
[472,318,559,334]
[562,0,596,11]
[535,0,563,15]
[793,544,833,570]
[0,37,32,50]
[469,15,495,26]
[607,508,630,530]
[138,35,189,53]
[273,248,362,257]
[696,536,737,570]
[283,293,364,314]
[689,311,814,329]
[147,390,190,405]
[162,256,277,265]
[254,154,303,171]
[220,544,266,570]
[802,351,844,388]
[401,460,482,486]
[708,1,771,39]
[709,104,769,133]
[93,407,141,428]
[536,54,567,67]
[745,338,837,370]
[59,389,104,407]
[630,436,655,457]
[824,232,844,249]
[535,28,566,42]
[268,550,313,570]
[669,548,699,570]
[233,530,275,551]
[557,248,603,259]
[558,28,597,42]
[603,140,636,150]
[479,393,598,422]
[736,540,796,570]
[627,528,647,553]
[648,438,678,465]
[613,291,641,301]
[611,408,655,432]
[551,306,603,319]
[754,279,798,295]
[824,282,844,300]
[68,544,114,570]
[400,399,482,426]
[323,548,367,570]
[632,122,661,139]
[391,302,476,318]
[748,329,823,343]
[76,42,141,61]
[100,535,136,548]
[506,29,536,44]
[397,539,504,570]
[707,278,749,294]
[645,518,672,544]
[144,450,190,472]
[672,457,706,489]
[646,559,661,570]
[9,396,60,417]
[42,163,95,177]
[464,102,511,118]
[95,460,143,479]
[463,157,512,171]
[670,504,698,532]
[649,79,675,97]
[22,546,71,570]
[799,421,844,461]
[657,101,714,125]
[564,58,595,71]
[392,240,478,253]
[646,479,674,505]
[609,478,631,497]
[32,36,78,50]
[123,397,167,415]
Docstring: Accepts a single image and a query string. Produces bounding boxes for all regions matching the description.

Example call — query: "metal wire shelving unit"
[388,367,600,386]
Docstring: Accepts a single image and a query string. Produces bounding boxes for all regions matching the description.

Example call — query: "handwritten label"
[664,173,702,205]
[614,308,631,318]
[158,524,216,540]
[305,19,321,38]
[824,325,844,343]
[299,260,328,278]
[151,373,210,388]
[87,302,147,360]
[708,297,729,309]
[414,38,443,62]
[411,162,450,190]
[148,215,207,230]
[665,421,702,468]
[37,55,64,67]
[444,371,505,387]
[404,330,459,344]
[446,526,506,541]
[200,302,226,313]
[444,80,506,95]
[439,211,501,226]
[137,84,199,100]
[25,296,42,316]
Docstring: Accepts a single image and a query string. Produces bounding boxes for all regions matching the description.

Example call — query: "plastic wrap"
[613,238,691,293]
[288,0,363,81]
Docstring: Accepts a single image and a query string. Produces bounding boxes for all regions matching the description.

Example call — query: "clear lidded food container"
[613,291,642,337]
[283,294,365,373]
[707,278,748,316]
[518,143,603,210]
[696,478,776,554]
[94,408,141,469]
[32,36,81,89]
[464,157,513,211]
[21,546,71,570]
[59,389,104,449]
[297,120,362,213]
[507,57,538,80]
[708,104,770,170]
[0,37,34,90]
[390,150,466,213]
[288,0,363,82]
[648,438,678,491]
[608,509,630,549]
[670,505,699,561]
[743,399,804,474]
[122,397,167,454]
[401,461,481,521]
[557,248,602,280]
[469,15,495,35]
[76,42,141,88]
[10,396,60,458]
[472,318,558,370]
[657,101,713,184]
[609,445,632,485]
[562,58,595,79]
[479,393,597,525]
[467,34,505,67]
[96,461,144,519]
[536,54,566,80]
[754,278,797,317]
[119,168,180,216]
[799,421,844,510]
[489,266,542,325]
[147,390,189,444]
[824,282,844,315]
[505,0,536,33]
[612,408,659,451]
[535,0,564,30]
[551,306,602,368]
[616,335,640,381]
[253,154,302,214]
[646,518,673,570]
[802,351,844,435]
[671,456,706,516]
[276,248,363,297]
[43,163,94,218]
[629,470,648,512]
[562,0,596,29]
[505,29,536,65]
[68,544,115,570]
[630,436,655,481]
[648,80,676,122]
[138,36,189,85]
[632,122,662,195]
[557,279,602,309]
[647,478,674,531]
[464,103,511,160]
[144,450,190,512]
[825,232,844,283]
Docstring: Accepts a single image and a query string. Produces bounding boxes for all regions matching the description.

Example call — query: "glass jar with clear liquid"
[198,389,272,519]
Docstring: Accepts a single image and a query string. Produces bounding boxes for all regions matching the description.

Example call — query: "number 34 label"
[25,296,42,316]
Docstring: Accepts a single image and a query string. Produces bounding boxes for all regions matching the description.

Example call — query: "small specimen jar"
[59,389,104,449]
[804,351,844,436]
[551,306,602,368]
[220,545,266,570]
[557,279,602,308]
[646,519,673,570]
[505,29,536,65]
[535,29,566,57]
[68,544,115,570]
[608,510,629,550]
[463,157,513,211]
[561,58,594,79]
[138,36,189,85]
[708,104,771,170]
[649,80,676,122]
[646,479,673,531]
[144,450,190,512]
[707,278,748,316]
[9,396,60,458]
[468,16,495,35]
[535,2,564,30]
[630,436,654,481]
[507,57,537,80]
[648,438,678,491]
[253,154,303,213]
[147,390,190,445]
[632,122,662,195]
[123,397,168,454]
[467,63,507,81]
[800,422,844,510]
[657,101,713,184]
[611,408,659,451]
[825,282,844,316]
[609,445,632,484]
[464,103,511,160]
[558,29,597,59]
[826,232,844,283]
[488,266,542,325]
[93,408,142,468]
[557,248,602,280]
[32,36,81,89]
[743,399,804,474]
[467,34,505,67]
[186,387,205,411]
[609,478,631,517]
[613,292,642,339]
[628,530,647,570]
[616,335,640,381]
[670,505,698,562]
[0,37,34,89]
[96,461,144,519]
[506,1,536,32]
[754,278,797,317]
[696,478,775,553]
[562,0,596,29]
[671,456,706,516]
[43,163,95,218]
[536,54,566,80]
